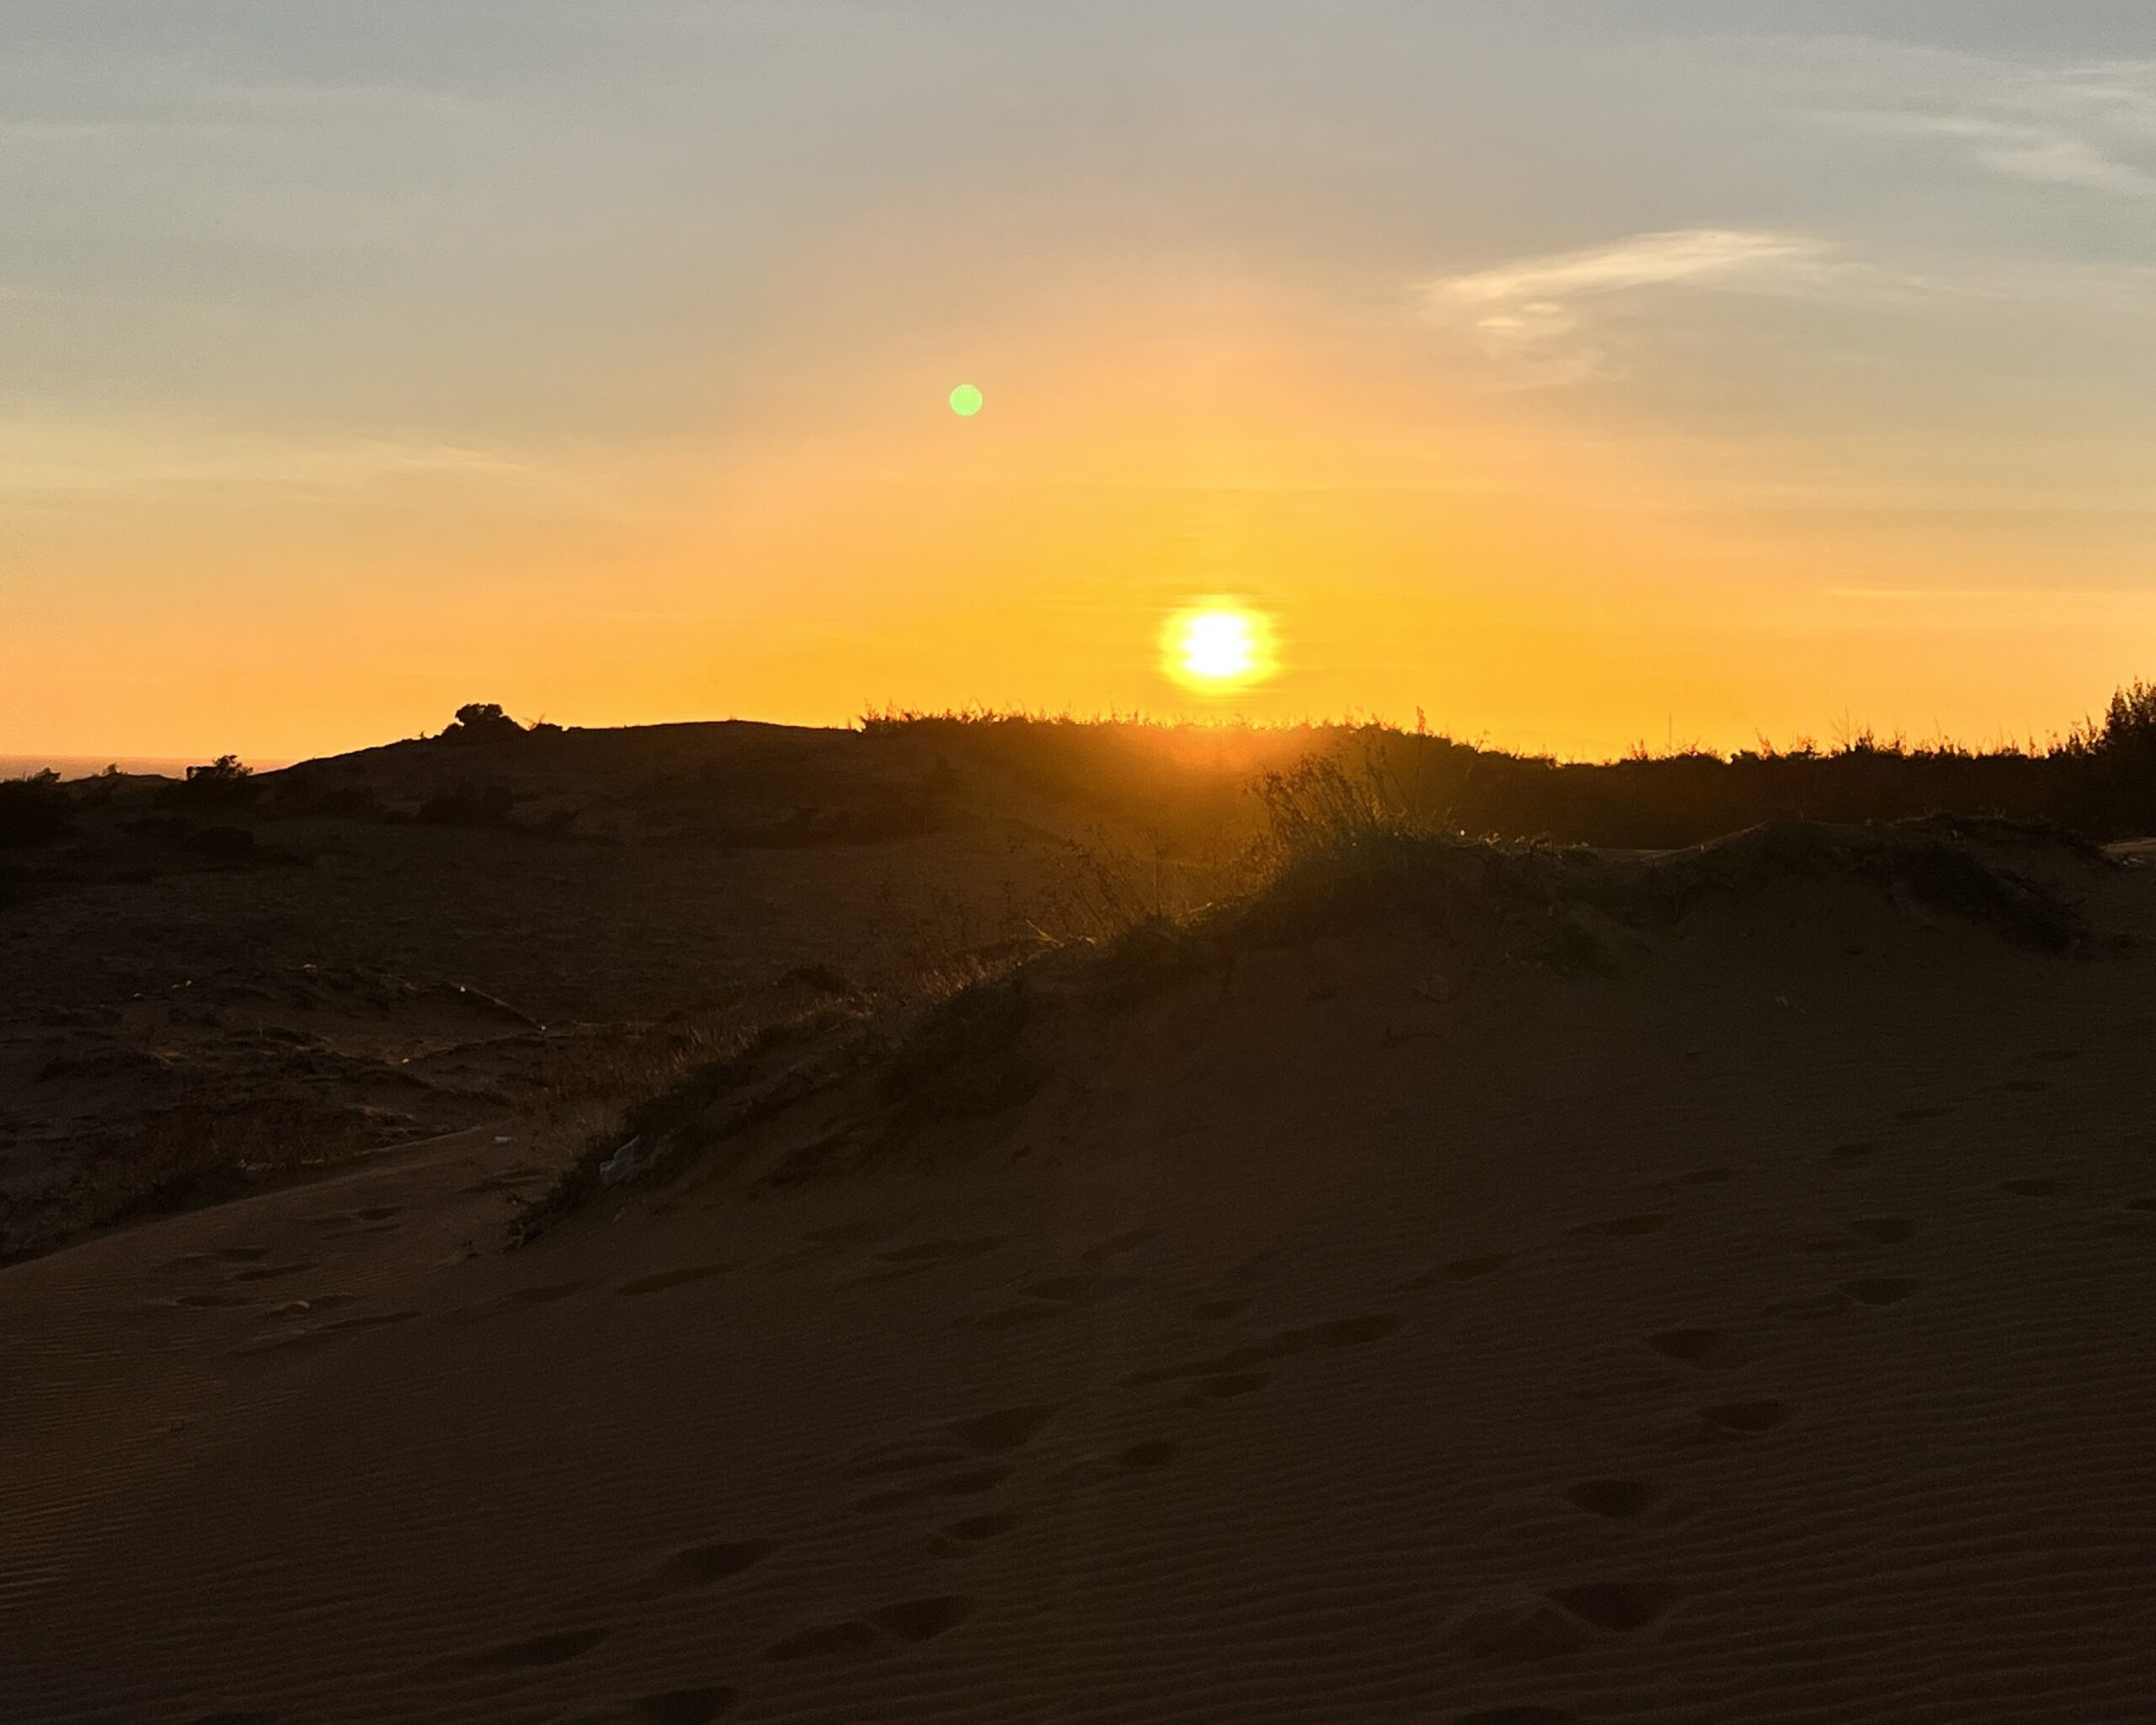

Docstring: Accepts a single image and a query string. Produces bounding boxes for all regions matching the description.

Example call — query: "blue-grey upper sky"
[7,3,2156,755]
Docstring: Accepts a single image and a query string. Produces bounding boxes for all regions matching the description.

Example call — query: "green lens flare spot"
[948,383,983,418]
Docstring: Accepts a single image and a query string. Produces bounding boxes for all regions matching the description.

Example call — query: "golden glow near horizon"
[1164,603,1277,694]
[9,13,2156,761]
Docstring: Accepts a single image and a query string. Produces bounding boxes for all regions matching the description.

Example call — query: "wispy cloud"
[1783,41,2156,200]
[1828,110,2156,199]
[1422,228,1838,382]
[1438,228,1828,305]
[0,415,528,496]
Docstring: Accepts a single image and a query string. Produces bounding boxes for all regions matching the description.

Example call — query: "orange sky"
[7,6,2156,762]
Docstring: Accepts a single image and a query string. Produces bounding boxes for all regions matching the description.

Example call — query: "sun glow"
[1164,603,1277,693]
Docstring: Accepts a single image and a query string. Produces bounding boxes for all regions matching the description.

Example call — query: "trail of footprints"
[1434,1049,2145,1722]
[150,1207,422,1354]
[197,1044,2149,1723]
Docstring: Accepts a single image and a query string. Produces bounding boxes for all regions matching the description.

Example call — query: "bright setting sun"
[1165,604,1276,693]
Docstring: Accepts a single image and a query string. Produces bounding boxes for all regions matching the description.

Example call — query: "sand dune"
[3,822,2153,1721]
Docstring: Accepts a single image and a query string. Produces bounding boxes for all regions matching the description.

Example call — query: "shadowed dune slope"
[3,824,2154,1723]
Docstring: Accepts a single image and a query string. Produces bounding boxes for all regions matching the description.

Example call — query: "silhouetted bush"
[0,770,69,847]
[866,676,2156,846]
[439,702,527,745]
[168,755,260,809]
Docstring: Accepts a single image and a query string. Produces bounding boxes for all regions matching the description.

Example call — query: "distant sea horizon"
[0,756,294,782]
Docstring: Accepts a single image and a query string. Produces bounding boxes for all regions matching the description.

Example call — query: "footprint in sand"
[961,1304,1060,1331]
[850,1445,968,1480]
[1453,1599,1593,1663]
[763,1621,877,1661]
[1702,1399,1790,1435]
[930,1465,1011,1495]
[952,1403,1061,1455]
[1309,1314,1403,1346]
[1838,1278,1919,1306]
[1053,1437,1182,1488]
[509,1281,586,1304]
[1405,1254,1508,1288]
[762,1596,974,1660]
[878,1237,1006,1265]
[632,1688,735,1725]
[803,1218,911,1246]
[635,1540,777,1598]
[620,1264,731,1296]
[328,1310,417,1331]
[1646,1328,1742,1368]
[854,1237,1011,1285]
[1125,1313,1402,1390]
[873,1595,973,1642]
[1546,1582,1681,1632]
[425,1626,611,1677]
[270,1294,355,1320]
[1564,1479,1660,1519]
[942,1511,1019,1543]
[1583,1214,1666,1238]
[1021,1274,1126,1304]
[850,1405,1055,1485]
[1194,1373,1269,1399]
[1079,1228,1158,1265]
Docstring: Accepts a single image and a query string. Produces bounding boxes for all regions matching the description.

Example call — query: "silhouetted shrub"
[440,702,527,745]
[185,753,253,785]
[2098,679,2156,759]
[863,676,2156,845]
[0,770,69,847]
[168,755,260,809]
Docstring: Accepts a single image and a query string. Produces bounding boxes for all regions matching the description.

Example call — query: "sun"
[1163,603,1277,693]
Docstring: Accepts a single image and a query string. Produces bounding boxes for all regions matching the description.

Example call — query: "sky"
[7,2,2156,761]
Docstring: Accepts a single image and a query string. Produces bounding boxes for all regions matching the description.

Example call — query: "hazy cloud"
[1422,228,1838,382]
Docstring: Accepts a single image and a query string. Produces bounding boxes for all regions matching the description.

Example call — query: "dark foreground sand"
[3,827,2153,1722]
